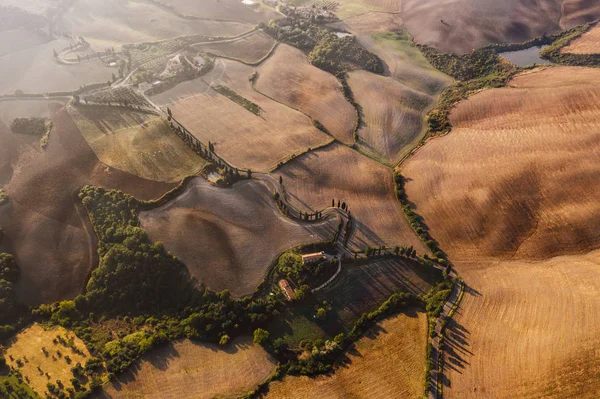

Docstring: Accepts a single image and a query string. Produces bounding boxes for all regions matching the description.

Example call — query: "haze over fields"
[0,0,599,398]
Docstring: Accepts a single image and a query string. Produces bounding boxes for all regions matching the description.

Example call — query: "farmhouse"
[279,279,295,300]
[301,251,327,264]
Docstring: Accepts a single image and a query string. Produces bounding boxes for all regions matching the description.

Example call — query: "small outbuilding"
[279,279,295,301]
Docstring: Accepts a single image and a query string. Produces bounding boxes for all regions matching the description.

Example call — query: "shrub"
[253,328,269,345]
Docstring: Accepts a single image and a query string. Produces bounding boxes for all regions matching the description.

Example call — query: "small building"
[301,251,327,265]
[279,279,295,301]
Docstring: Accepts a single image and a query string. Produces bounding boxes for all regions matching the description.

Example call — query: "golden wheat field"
[256,44,357,144]
[97,337,276,399]
[348,70,433,164]
[402,66,600,260]
[151,58,331,172]
[401,0,600,54]
[274,143,427,253]
[139,178,338,296]
[264,311,427,399]
[69,105,206,183]
[5,324,101,397]
[562,22,600,54]
[194,30,277,64]
[444,252,600,399]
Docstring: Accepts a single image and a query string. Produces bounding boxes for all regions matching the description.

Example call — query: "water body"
[499,45,551,67]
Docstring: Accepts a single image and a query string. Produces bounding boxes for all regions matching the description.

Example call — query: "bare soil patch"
[444,253,600,398]
[139,178,338,297]
[401,0,600,54]
[274,143,427,253]
[195,30,276,64]
[70,105,206,183]
[402,66,600,260]
[97,337,276,399]
[151,58,331,172]
[264,311,428,399]
[256,44,356,144]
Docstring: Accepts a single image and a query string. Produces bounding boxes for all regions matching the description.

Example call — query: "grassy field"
[5,323,102,397]
[265,311,428,399]
[151,58,331,172]
[444,253,600,398]
[256,44,356,144]
[562,22,600,54]
[53,0,253,51]
[402,66,600,260]
[0,101,174,305]
[97,337,276,399]
[269,256,441,346]
[194,30,277,64]
[331,13,452,95]
[139,178,338,297]
[401,0,600,54]
[69,105,206,183]
[274,143,427,254]
[329,14,451,162]
[348,70,433,164]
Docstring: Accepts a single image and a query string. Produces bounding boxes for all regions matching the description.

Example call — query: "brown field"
[97,337,276,399]
[331,12,452,95]
[329,13,451,161]
[274,143,427,253]
[194,30,276,64]
[401,0,600,54]
[139,178,338,296]
[161,0,280,23]
[5,323,100,397]
[402,66,600,260]
[0,38,114,95]
[562,22,600,54]
[0,101,174,305]
[256,44,356,144]
[69,105,206,183]
[151,58,331,172]
[444,253,600,399]
[264,311,427,399]
[347,70,433,164]
[53,0,253,51]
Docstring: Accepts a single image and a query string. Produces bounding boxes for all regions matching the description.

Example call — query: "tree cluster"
[263,18,383,77]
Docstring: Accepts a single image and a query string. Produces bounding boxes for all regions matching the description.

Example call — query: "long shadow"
[442,318,473,377]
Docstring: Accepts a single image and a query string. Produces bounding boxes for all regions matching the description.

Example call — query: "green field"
[269,256,443,346]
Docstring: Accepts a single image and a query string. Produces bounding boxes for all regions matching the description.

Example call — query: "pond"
[499,45,551,67]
